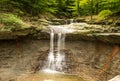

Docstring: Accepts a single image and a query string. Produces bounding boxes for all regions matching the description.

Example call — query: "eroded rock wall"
[0,39,120,81]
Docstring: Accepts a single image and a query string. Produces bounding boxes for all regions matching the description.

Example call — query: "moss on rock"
[0,13,29,31]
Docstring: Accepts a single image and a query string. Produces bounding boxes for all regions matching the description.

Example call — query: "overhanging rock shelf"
[0,22,120,44]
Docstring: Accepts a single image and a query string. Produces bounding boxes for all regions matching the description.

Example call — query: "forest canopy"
[0,0,120,18]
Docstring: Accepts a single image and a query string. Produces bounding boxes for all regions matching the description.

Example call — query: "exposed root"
[99,45,120,75]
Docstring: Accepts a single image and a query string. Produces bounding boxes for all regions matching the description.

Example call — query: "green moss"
[98,10,112,21]
[0,13,28,31]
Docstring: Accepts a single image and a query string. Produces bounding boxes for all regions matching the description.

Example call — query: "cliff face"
[0,39,120,81]
[0,17,120,81]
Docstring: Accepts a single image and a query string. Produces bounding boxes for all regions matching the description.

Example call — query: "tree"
[1,0,120,17]
[76,0,80,16]
[56,0,77,17]
[89,0,94,21]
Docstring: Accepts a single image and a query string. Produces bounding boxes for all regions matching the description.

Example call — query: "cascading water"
[55,33,65,71]
[61,34,66,50]
[43,26,74,73]
[48,29,55,70]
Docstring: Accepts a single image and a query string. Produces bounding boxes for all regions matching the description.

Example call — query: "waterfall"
[48,29,55,70]
[57,33,62,54]
[55,33,65,71]
[43,25,74,73]
[61,34,66,50]
[50,29,54,53]
[45,32,65,72]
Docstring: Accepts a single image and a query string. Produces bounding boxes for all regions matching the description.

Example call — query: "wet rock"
[60,23,120,44]
[0,18,120,45]
[74,18,86,23]
[50,19,67,25]
[30,17,39,21]
[38,19,52,26]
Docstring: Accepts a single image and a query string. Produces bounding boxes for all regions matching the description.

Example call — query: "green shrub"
[98,10,112,20]
[0,13,27,31]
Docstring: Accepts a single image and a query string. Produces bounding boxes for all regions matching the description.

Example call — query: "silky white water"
[43,26,74,73]
[48,29,55,70]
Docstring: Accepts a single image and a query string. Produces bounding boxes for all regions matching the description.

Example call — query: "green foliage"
[0,0,9,3]
[0,0,120,17]
[78,0,120,16]
[79,0,90,15]
[0,13,27,30]
[66,0,77,16]
[98,10,112,20]
[56,0,77,17]
[11,0,58,15]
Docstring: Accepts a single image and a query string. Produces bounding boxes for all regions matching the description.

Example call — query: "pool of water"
[16,71,85,81]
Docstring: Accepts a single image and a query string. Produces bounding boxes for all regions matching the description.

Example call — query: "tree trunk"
[90,0,93,21]
[77,0,80,16]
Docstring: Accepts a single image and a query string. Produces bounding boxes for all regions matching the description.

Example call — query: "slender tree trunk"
[95,0,99,14]
[90,0,93,21]
[77,0,80,16]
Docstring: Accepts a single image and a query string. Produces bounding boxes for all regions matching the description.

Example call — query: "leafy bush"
[0,13,27,30]
[98,10,112,20]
